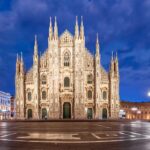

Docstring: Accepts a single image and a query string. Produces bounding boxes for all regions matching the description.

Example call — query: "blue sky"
[0,0,150,102]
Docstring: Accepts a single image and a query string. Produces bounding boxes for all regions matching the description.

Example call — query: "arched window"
[103,91,107,100]
[87,74,93,84]
[41,75,47,85]
[87,90,92,99]
[42,91,46,100]
[27,92,32,101]
[64,77,70,87]
[64,52,70,66]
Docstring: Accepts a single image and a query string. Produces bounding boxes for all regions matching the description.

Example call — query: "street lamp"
[147,91,150,97]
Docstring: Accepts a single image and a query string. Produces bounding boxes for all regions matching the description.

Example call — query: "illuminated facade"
[0,91,11,120]
[10,96,15,119]
[15,17,120,120]
[120,101,150,120]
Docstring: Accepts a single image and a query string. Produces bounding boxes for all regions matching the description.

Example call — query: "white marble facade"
[15,17,120,120]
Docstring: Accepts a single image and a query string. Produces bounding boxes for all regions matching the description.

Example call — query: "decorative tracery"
[64,52,70,66]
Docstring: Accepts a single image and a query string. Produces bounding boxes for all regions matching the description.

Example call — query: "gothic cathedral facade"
[15,17,120,120]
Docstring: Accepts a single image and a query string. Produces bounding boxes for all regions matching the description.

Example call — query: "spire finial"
[21,51,23,61]
[75,16,79,39]
[80,16,84,39]
[96,33,100,56]
[54,16,57,28]
[49,16,53,40]
[76,16,78,24]
[54,16,58,39]
[115,51,118,63]
[20,51,24,67]
[96,33,99,45]
[116,51,118,58]
[111,51,114,61]
[50,16,52,27]
[81,16,83,26]
[16,53,19,62]
[35,34,37,44]
[34,35,38,55]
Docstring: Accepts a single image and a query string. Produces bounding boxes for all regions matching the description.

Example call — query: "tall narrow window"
[41,75,47,85]
[42,91,46,100]
[27,92,32,101]
[64,77,70,87]
[87,90,92,99]
[64,52,70,66]
[103,91,107,100]
[87,74,93,84]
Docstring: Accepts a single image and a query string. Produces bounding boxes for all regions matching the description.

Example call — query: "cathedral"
[15,17,120,120]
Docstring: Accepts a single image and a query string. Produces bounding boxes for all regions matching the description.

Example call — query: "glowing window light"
[131,107,138,111]
[137,110,141,114]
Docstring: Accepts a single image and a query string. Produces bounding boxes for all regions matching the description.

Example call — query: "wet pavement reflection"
[0,120,150,150]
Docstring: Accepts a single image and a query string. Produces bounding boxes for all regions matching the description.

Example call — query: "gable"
[60,30,73,46]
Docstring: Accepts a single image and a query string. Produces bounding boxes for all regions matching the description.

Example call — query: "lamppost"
[147,91,150,97]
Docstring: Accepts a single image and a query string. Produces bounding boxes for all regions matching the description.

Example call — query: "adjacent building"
[10,96,15,119]
[15,17,120,120]
[0,91,11,120]
[120,101,150,120]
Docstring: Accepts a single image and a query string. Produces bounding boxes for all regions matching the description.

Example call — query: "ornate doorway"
[63,102,71,119]
[42,108,47,119]
[27,109,32,119]
[102,108,107,119]
[87,108,93,119]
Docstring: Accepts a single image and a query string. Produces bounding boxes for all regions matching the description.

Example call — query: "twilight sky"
[0,0,150,102]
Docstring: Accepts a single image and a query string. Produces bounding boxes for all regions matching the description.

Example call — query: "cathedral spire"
[20,52,24,73]
[54,16,58,40]
[34,35,38,56]
[49,16,53,40]
[16,53,19,62]
[111,51,114,61]
[80,16,84,40]
[20,52,23,63]
[75,16,79,39]
[115,52,118,62]
[96,33,100,57]
[16,53,20,75]
[114,52,119,76]
[110,51,114,74]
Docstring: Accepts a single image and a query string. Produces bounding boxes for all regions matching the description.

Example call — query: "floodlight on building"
[120,109,124,112]
[131,107,138,111]
[85,107,87,112]
[2,110,6,112]
[137,110,141,114]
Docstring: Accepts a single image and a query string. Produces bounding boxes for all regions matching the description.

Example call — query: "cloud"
[0,0,149,102]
